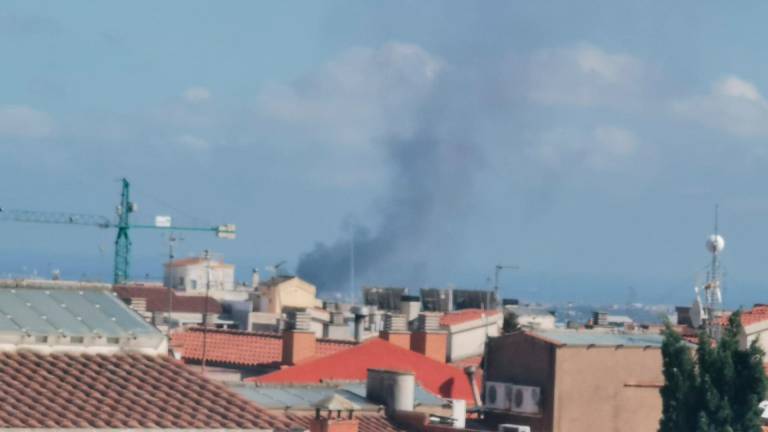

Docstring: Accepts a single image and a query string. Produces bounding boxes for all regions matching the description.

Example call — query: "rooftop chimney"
[309,394,360,432]
[380,313,410,350]
[366,369,415,417]
[410,313,447,362]
[399,295,421,322]
[351,306,369,343]
[282,311,316,365]
[464,365,482,408]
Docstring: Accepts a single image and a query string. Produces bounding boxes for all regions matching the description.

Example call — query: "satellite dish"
[706,234,725,254]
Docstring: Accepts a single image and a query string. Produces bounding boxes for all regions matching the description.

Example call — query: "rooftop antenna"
[493,264,519,308]
[201,249,212,375]
[704,204,725,339]
[165,232,183,333]
[349,228,356,302]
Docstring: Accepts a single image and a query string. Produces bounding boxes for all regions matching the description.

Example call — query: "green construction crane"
[0,178,236,284]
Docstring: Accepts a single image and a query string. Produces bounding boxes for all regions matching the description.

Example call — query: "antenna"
[350,229,356,302]
[493,264,520,307]
[703,204,725,339]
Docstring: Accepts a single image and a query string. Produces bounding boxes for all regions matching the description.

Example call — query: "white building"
[163,255,251,304]
[440,309,503,362]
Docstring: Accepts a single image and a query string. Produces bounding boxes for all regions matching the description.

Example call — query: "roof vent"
[383,313,408,332]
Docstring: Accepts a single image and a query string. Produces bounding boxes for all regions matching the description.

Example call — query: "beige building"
[256,276,322,314]
[484,330,665,432]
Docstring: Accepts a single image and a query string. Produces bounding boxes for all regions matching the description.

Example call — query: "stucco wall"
[553,346,663,432]
[484,333,556,431]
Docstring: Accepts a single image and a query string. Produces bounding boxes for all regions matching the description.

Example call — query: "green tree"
[503,310,520,333]
[659,311,767,432]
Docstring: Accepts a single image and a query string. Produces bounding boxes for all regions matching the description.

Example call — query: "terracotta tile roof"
[440,309,501,327]
[249,338,478,404]
[171,328,356,368]
[0,351,294,430]
[282,412,405,432]
[114,284,222,314]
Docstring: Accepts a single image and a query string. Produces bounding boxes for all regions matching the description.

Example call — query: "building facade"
[484,330,665,432]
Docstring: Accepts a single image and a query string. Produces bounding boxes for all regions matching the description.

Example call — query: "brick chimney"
[380,313,410,350]
[309,394,360,432]
[282,311,316,365]
[410,313,447,362]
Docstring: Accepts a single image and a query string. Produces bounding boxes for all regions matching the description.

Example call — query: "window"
[70,336,85,344]
[34,335,48,343]
[191,280,198,290]
[106,337,120,345]
[178,276,185,288]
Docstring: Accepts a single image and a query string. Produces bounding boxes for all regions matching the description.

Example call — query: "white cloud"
[182,86,211,103]
[0,105,54,139]
[672,75,768,137]
[257,42,443,148]
[535,125,639,170]
[527,43,646,107]
[174,134,209,151]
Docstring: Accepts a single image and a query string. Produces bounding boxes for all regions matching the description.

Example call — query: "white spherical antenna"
[706,234,725,254]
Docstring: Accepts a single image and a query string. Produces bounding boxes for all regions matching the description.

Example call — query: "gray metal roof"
[530,329,664,347]
[0,287,158,337]
[233,383,444,410]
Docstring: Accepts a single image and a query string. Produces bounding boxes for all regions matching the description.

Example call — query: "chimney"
[399,295,421,322]
[366,369,415,417]
[309,395,360,432]
[410,313,447,362]
[351,306,369,343]
[464,365,482,408]
[282,311,316,365]
[380,313,410,350]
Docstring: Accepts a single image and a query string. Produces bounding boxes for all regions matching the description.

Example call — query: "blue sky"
[2,1,768,306]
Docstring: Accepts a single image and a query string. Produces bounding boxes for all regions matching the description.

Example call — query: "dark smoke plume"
[297,93,483,294]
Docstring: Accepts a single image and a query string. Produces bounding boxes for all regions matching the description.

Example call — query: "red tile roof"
[114,284,222,314]
[440,309,501,327]
[171,328,356,368]
[717,306,768,328]
[0,351,294,430]
[283,413,405,432]
[249,338,478,404]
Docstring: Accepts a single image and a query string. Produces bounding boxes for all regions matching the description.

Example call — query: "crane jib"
[0,178,235,285]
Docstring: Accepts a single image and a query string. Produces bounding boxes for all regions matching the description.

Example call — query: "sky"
[2,1,768,306]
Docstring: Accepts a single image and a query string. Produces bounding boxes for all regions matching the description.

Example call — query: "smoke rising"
[296,70,485,293]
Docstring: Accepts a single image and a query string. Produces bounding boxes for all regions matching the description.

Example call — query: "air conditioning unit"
[485,381,509,410]
[498,425,531,432]
[508,384,541,414]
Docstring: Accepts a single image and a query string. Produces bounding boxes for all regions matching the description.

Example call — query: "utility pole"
[166,233,181,333]
[493,264,519,307]
[201,249,211,375]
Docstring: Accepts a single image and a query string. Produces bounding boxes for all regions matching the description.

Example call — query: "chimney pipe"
[366,369,415,417]
[464,365,482,408]
[351,306,369,343]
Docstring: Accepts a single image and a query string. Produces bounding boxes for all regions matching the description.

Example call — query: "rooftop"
[439,308,501,327]
[529,329,665,348]
[0,286,165,354]
[114,284,223,314]
[171,328,356,368]
[233,382,444,411]
[0,351,294,430]
[249,338,478,403]
[165,257,234,268]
